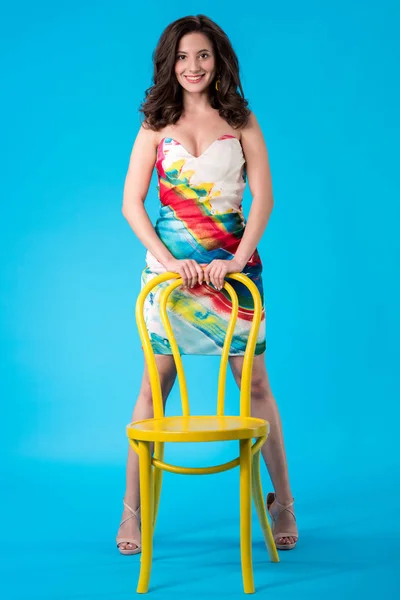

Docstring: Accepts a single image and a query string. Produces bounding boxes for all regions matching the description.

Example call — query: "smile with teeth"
[185,74,205,83]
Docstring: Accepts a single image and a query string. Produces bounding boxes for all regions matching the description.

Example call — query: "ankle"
[274,494,295,507]
[123,495,140,510]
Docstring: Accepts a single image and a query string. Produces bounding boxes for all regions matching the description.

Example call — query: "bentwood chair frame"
[127,271,279,594]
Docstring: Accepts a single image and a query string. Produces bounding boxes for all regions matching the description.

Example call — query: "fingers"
[204,261,226,290]
[180,264,191,288]
[174,260,227,290]
[179,260,204,288]
[203,264,211,285]
[188,261,198,288]
[212,266,225,290]
[216,267,225,290]
[209,265,218,289]
[194,261,204,285]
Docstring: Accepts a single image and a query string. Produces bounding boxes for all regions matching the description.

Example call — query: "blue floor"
[2,457,399,599]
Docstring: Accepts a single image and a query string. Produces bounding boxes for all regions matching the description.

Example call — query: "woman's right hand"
[163,258,204,288]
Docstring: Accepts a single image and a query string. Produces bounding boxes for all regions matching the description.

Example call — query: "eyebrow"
[176,48,211,54]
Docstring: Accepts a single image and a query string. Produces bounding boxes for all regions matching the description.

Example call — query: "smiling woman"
[176,49,210,86]
[140,15,250,132]
[118,13,298,559]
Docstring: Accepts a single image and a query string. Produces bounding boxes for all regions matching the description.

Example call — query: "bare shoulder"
[239,111,268,156]
[126,122,159,173]
[238,111,272,196]
[132,122,159,154]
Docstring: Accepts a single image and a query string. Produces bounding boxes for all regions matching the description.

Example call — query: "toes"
[118,542,134,550]
[275,534,298,546]
[277,537,293,545]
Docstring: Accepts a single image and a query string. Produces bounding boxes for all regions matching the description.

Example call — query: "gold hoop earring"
[215,77,221,91]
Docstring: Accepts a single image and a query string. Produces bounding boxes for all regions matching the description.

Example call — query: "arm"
[122,125,204,287]
[234,111,274,268]
[122,125,175,267]
[203,112,274,289]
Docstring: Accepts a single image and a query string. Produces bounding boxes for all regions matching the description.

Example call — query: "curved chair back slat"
[135,271,262,419]
[216,280,239,416]
[159,279,190,416]
[226,273,262,417]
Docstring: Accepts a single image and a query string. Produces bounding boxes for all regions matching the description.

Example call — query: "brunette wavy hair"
[139,15,251,131]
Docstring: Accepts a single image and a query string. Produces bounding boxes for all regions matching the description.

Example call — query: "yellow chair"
[127,271,280,594]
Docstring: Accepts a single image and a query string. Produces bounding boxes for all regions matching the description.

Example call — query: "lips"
[184,74,205,83]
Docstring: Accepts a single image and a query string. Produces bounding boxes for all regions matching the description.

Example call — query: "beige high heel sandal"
[266,492,298,550]
[116,500,141,555]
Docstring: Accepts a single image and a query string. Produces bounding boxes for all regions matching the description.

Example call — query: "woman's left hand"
[202,258,245,290]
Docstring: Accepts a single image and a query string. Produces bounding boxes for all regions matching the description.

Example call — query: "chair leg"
[251,448,280,563]
[240,438,255,594]
[137,441,154,594]
[153,442,164,528]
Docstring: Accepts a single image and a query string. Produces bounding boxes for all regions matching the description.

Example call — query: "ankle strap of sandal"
[121,500,141,526]
[274,497,295,509]
[273,497,296,520]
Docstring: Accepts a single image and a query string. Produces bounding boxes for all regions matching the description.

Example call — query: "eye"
[176,54,186,60]
[200,53,210,59]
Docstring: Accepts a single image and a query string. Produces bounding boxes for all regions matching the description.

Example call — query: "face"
[174,32,216,92]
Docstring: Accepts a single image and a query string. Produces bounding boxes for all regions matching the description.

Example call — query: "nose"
[187,59,201,72]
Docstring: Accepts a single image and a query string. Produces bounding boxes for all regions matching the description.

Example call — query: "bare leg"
[117,355,177,551]
[229,353,298,546]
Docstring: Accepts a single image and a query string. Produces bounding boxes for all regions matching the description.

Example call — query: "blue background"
[1,1,399,598]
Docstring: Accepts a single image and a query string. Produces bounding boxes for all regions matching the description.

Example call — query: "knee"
[138,372,176,409]
[251,375,271,402]
[231,366,271,401]
[139,379,155,409]
[160,370,177,398]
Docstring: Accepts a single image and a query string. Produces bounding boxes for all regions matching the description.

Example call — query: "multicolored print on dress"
[141,134,266,356]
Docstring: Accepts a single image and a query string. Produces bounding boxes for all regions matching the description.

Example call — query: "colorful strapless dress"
[141,134,266,356]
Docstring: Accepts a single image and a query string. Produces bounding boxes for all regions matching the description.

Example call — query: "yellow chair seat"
[127,415,268,443]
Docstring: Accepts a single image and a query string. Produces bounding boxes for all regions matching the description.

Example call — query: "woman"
[116,14,298,554]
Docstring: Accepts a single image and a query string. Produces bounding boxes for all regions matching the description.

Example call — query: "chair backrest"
[136,272,262,419]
